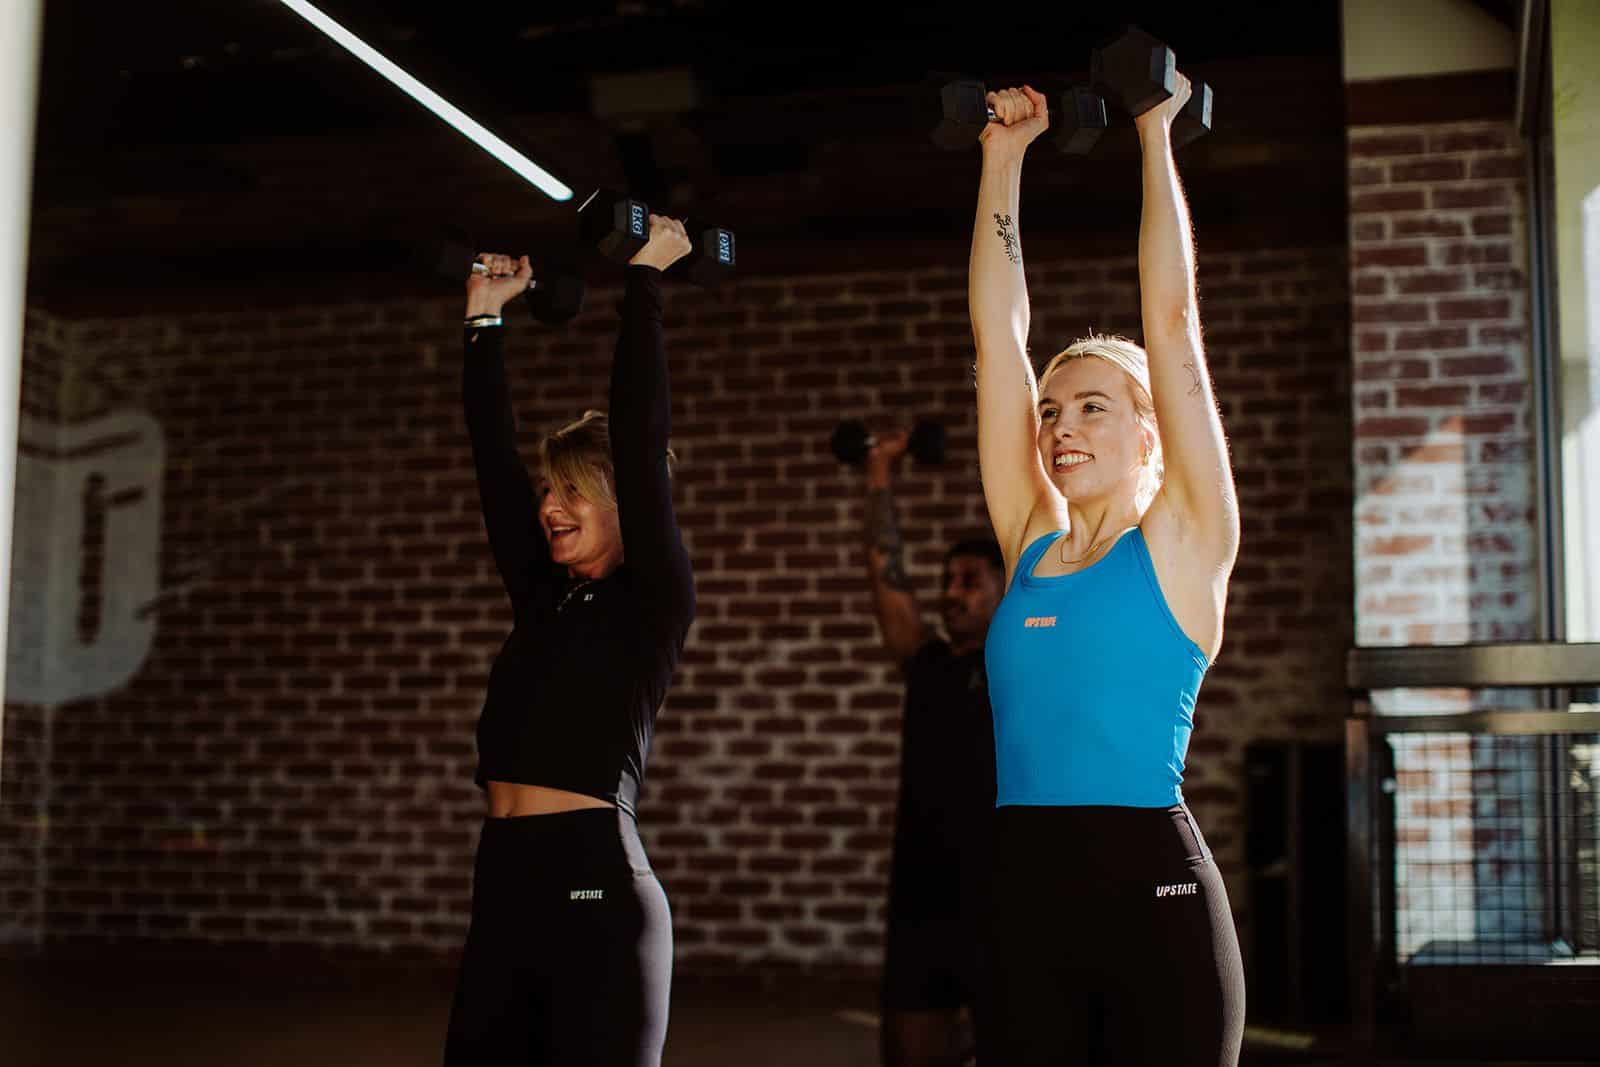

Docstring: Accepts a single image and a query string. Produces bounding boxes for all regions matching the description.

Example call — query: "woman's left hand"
[1134,71,1193,140]
[628,214,693,272]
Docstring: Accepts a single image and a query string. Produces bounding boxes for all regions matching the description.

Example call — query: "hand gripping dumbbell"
[433,241,586,325]
[1090,26,1214,148]
[577,188,738,287]
[830,419,948,468]
[932,80,1109,156]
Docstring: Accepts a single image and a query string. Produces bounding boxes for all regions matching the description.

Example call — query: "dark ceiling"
[28,0,1356,303]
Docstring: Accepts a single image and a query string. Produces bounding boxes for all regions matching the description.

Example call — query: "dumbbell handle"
[469,261,556,292]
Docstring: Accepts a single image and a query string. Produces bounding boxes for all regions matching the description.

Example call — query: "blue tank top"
[984,528,1209,808]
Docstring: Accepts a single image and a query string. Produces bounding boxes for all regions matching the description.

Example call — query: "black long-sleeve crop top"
[462,266,694,817]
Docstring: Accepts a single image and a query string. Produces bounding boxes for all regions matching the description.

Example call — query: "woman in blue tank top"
[966,81,1246,1065]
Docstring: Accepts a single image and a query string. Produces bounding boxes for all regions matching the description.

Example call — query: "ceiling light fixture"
[276,0,573,202]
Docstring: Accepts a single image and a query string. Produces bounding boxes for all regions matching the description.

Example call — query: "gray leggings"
[442,808,672,1067]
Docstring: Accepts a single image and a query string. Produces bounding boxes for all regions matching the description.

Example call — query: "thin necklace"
[557,577,595,613]
[1056,522,1132,568]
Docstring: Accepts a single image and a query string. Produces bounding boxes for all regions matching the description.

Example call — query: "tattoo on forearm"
[865,489,913,592]
[993,213,1020,265]
[1184,362,1204,397]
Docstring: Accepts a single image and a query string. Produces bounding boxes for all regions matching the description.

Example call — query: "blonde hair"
[1037,334,1164,508]
[536,409,675,511]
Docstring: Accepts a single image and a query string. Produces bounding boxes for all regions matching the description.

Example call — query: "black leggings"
[442,807,673,1066]
[980,805,1245,1067]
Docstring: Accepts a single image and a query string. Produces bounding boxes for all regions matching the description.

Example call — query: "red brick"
[1390,159,1466,184]
[1364,534,1436,557]
[1469,156,1524,180]
[1351,219,1387,242]
[1439,242,1512,266]
[1394,272,1465,295]
[1436,297,1512,320]
[1352,301,1429,325]
[1355,330,1391,354]
[1352,189,1427,214]
[1470,213,1513,237]
[1395,385,1470,409]
[1428,129,1510,153]
[1355,358,1431,381]
[1440,354,1512,377]
[1392,217,1467,239]
[1354,245,1428,269]
[1431,186,1510,210]
[1356,416,1430,438]
[1349,133,1426,158]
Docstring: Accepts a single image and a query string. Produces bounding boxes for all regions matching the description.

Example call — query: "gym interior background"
[3,0,1598,1063]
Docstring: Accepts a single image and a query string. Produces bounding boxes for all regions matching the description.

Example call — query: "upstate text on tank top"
[984,527,1208,808]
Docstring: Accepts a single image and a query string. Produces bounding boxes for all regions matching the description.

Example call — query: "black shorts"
[979,804,1246,1066]
[442,807,673,1067]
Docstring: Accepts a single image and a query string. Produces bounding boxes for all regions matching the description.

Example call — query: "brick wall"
[1,246,1350,968]
[1,310,72,945]
[1349,121,1536,656]
[1347,118,1542,960]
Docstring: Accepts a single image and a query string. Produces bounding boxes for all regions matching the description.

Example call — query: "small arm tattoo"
[1184,362,1204,397]
[865,488,913,592]
[994,213,1020,265]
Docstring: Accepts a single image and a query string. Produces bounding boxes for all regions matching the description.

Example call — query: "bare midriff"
[486,781,615,819]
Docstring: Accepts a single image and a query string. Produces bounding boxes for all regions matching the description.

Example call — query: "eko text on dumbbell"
[577,188,738,287]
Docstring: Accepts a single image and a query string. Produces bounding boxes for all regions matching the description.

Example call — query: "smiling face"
[1037,356,1155,506]
[538,475,623,575]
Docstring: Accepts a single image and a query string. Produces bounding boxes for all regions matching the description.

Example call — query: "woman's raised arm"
[970,87,1056,577]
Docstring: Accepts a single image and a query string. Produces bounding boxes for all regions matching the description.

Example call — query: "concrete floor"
[0,952,1347,1067]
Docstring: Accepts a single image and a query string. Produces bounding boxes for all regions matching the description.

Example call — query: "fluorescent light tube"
[277,0,573,202]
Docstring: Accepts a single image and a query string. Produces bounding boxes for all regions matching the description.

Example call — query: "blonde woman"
[443,216,694,1066]
[969,83,1246,1065]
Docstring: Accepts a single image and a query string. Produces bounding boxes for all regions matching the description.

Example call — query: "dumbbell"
[830,419,947,468]
[681,216,738,287]
[431,241,586,325]
[1090,26,1213,148]
[932,80,1108,155]
[577,188,738,286]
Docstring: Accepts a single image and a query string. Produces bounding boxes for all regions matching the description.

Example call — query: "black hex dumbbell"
[1056,86,1111,155]
[578,188,738,286]
[681,218,738,287]
[578,188,652,262]
[431,241,586,325]
[1090,26,1213,148]
[830,419,947,468]
[933,80,1108,156]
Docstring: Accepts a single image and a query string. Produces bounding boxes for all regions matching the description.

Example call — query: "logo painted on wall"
[6,412,165,705]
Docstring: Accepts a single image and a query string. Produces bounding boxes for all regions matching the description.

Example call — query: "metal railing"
[1346,642,1600,1058]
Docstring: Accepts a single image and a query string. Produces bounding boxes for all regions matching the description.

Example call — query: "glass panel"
[1553,1,1600,645]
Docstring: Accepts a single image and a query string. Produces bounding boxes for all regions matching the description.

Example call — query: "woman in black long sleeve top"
[442,218,695,1067]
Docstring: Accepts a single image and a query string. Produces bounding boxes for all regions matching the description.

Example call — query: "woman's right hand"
[979,85,1050,160]
[628,215,693,273]
[466,253,532,317]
